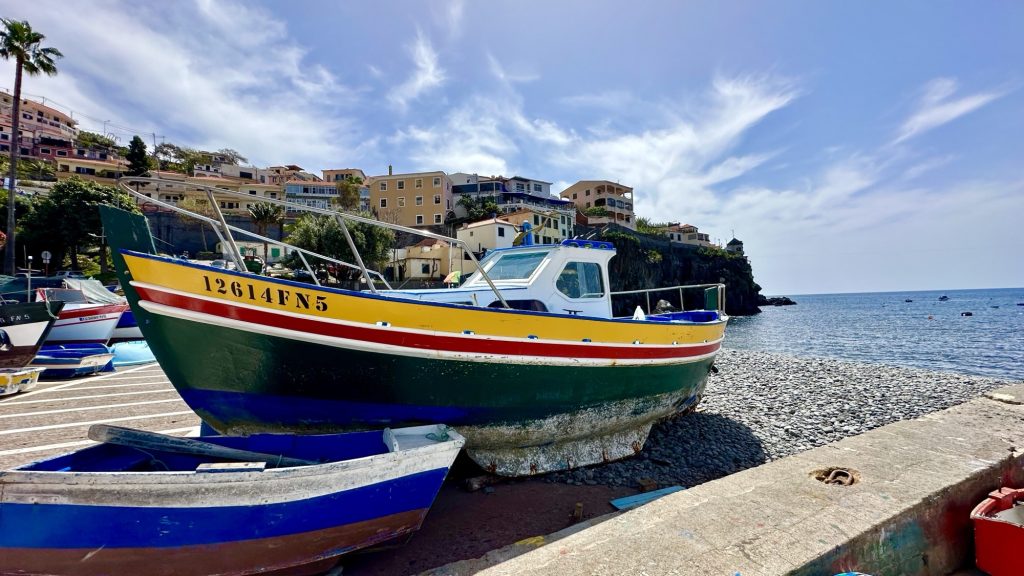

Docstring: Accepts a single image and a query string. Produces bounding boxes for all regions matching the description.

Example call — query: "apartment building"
[0,90,78,141]
[284,179,338,212]
[560,180,635,230]
[369,169,453,228]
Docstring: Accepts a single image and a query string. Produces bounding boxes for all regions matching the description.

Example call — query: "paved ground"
[0,363,200,469]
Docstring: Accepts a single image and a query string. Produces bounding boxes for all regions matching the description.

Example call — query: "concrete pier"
[431,383,1024,575]
[0,364,200,469]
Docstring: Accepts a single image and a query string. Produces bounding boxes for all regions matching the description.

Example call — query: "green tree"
[457,195,499,222]
[334,176,363,211]
[248,201,285,264]
[583,206,610,218]
[125,135,150,176]
[154,143,204,174]
[285,212,395,274]
[1,18,62,274]
[216,148,247,165]
[634,216,668,237]
[19,177,138,271]
[75,131,117,150]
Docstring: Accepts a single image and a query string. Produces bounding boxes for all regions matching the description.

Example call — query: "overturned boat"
[100,178,728,476]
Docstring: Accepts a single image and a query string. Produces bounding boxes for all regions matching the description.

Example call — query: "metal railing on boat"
[611,283,726,315]
[115,177,512,308]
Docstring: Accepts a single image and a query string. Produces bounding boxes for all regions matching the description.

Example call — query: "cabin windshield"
[472,249,551,283]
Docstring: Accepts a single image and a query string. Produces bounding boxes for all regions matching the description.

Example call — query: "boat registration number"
[202,275,328,312]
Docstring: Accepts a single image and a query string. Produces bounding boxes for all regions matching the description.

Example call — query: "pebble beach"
[547,348,1015,488]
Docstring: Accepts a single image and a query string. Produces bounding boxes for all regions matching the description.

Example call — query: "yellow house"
[55,157,125,183]
[368,170,453,228]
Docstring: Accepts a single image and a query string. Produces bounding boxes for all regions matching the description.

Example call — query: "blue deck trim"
[609,486,685,510]
[0,468,448,549]
[120,250,725,327]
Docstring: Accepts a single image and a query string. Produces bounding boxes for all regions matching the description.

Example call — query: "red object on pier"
[971,487,1024,576]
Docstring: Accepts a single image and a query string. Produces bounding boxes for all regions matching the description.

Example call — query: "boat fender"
[709,363,719,374]
[632,306,646,321]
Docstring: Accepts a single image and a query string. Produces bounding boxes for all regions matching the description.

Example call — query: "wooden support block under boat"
[87,424,317,468]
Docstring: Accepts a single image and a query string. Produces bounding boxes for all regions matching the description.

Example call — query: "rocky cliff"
[599,229,762,316]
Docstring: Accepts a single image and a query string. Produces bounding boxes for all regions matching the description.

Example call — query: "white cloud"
[486,53,539,85]
[894,78,1004,144]
[0,0,364,169]
[388,31,446,111]
[560,90,634,109]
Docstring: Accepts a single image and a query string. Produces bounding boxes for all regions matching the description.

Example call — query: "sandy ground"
[342,455,635,575]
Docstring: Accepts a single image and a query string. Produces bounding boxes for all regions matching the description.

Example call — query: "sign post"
[41,250,51,277]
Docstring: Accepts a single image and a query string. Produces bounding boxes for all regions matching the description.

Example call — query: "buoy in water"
[961,311,973,317]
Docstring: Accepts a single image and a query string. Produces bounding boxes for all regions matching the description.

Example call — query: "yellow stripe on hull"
[123,253,726,346]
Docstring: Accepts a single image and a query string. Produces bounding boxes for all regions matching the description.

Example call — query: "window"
[421,263,430,275]
[269,192,277,199]
[586,202,591,208]
[379,181,387,191]
[572,193,577,199]
[482,251,548,280]
[516,182,525,192]
[585,189,591,196]
[380,198,387,208]
[533,183,542,192]
[40,147,51,154]
[56,150,67,156]
[398,197,406,207]
[556,262,605,299]
[498,227,505,237]
[415,196,423,206]
[433,194,441,204]
[249,190,257,195]
[397,180,405,190]
[416,214,424,225]
[469,231,474,237]
[433,177,441,187]
[415,178,423,188]
[434,213,442,224]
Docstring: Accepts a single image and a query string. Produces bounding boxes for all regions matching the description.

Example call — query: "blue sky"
[2,0,1022,294]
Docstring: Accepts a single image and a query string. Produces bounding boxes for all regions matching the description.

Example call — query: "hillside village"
[3,90,745,284]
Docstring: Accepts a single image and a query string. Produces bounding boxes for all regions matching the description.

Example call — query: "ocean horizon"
[725,287,1024,381]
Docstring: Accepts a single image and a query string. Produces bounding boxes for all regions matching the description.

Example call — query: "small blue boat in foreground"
[31,344,115,379]
[0,424,464,576]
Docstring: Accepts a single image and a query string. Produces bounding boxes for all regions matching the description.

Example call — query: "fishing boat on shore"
[0,423,464,576]
[100,177,729,476]
[35,287,128,344]
[0,300,64,369]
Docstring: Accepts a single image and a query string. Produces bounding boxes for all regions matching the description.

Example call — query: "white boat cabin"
[377,240,617,318]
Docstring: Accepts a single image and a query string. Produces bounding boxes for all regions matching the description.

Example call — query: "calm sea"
[724,288,1024,380]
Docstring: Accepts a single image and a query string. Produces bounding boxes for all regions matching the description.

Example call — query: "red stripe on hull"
[57,304,128,320]
[0,508,428,576]
[135,287,721,360]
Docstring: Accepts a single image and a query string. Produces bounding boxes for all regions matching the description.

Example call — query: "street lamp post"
[25,255,33,301]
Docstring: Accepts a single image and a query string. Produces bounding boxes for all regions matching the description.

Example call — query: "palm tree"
[1,19,62,274]
[248,202,285,264]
